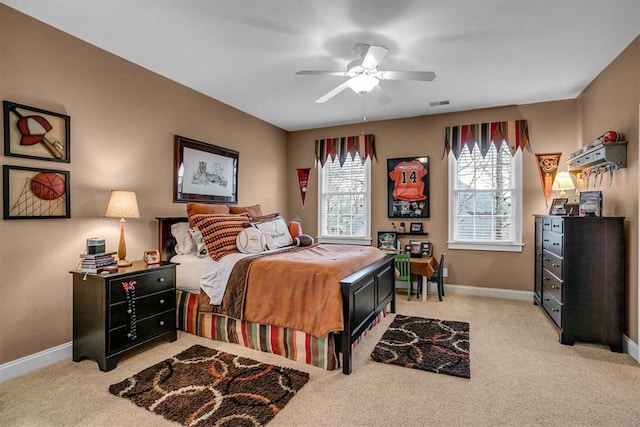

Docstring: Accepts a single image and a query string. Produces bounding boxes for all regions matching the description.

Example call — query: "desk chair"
[427,252,446,301]
[394,254,412,300]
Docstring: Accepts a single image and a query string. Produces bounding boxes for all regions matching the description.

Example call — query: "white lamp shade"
[552,172,576,192]
[104,190,140,218]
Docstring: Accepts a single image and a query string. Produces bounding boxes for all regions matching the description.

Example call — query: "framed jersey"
[387,156,430,218]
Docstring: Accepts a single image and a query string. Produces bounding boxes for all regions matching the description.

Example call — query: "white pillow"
[236,227,267,254]
[188,227,209,257]
[253,216,293,249]
[171,222,195,255]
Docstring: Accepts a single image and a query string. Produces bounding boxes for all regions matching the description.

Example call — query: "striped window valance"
[444,120,531,159]
[315,134,376,167]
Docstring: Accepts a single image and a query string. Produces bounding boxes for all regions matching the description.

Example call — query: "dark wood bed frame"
[156,216,396,374]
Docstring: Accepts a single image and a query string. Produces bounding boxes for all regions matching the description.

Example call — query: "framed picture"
[549,198,568,215]
[579,191,602,217]
[387,156,430,218]
[3,100,70,163]
[143,249,160,265]
[377,231,398,253]
[3,165,70,219]
[174,135,238,204]
[409,222,424,234]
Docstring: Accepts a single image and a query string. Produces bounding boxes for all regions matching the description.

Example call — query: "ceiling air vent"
[430,100,450,107]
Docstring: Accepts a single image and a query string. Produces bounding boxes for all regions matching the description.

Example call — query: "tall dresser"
[533,215,624,352]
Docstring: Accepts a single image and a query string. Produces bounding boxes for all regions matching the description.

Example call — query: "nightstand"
[71,260,177,371]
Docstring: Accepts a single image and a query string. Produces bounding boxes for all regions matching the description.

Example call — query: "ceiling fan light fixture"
[347,75,379,94]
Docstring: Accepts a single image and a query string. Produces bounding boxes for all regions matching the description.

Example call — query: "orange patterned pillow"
[186,203,230,227]
[229,204,263,217]
[190,213,249,261]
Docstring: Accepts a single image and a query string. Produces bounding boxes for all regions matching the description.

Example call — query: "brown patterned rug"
[371,315,470,378]
[109,345,309,426]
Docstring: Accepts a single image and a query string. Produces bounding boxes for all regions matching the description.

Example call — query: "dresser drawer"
[542,271,562,302]
[109,269,174,303]
[109,289,175,329]
[542,250,562,279]
[541,291,562,328]
[542,231,563,257]
[542,217,553,231]
[549,217,563,234]
[109,309,175,354]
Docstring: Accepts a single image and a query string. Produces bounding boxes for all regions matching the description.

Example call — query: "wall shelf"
[567,141,627,173]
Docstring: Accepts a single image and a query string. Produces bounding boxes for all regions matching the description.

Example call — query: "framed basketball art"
[387,156,430,218]
[3,165,70,219]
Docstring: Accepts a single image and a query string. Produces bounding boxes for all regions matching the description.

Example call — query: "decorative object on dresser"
[143,249,160,265]
[79,251,117,274]
[551,171,575,198]
[578,190,602,217]
[533,215,624,352]
[3,100,71,163]
[548,198,568,216]
[2,165,70,219]
[387,156,430,218]
[173,135,238,204]
[104,190,140,267]
[71,261,177,371]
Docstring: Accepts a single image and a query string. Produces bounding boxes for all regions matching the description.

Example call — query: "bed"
[157,216,395,374]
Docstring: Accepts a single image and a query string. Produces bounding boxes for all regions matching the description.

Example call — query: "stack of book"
[80,251,118,274]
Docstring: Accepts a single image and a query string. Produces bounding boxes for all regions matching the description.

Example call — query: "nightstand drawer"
[109,289,175,329]
[109,269,174,303]
[109,309,175,354]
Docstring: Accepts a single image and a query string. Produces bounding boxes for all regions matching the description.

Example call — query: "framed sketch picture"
[174,135,238,204]
[387,156,430,218]
[3,100,71,163]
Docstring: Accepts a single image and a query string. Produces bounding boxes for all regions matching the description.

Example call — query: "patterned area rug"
[371,315,470,378]
[109,345,309,426]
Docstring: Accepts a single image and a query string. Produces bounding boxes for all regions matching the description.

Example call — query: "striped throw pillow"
[190,213,249,261]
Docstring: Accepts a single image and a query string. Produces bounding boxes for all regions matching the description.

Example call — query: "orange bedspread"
[243,244,385,338]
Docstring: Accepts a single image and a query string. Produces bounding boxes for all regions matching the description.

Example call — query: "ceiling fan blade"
[360,45,389,69]
[378,70,436,81]
[296,70,349,76]
[315,81,350,103]
[370,85,391,105]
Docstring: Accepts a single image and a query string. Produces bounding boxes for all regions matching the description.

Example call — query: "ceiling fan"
[296,43,436,105]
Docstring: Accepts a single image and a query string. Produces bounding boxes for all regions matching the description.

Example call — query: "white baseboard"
[0,341,72,383]
[444,283,534,301]
[624,335,640,363]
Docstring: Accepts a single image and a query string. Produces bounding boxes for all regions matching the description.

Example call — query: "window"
[317,153,371,245]
[448,141,522,252]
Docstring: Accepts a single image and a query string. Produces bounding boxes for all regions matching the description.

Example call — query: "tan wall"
[288,101,579,290]
[0,6,288,364]
[576,36,639,342]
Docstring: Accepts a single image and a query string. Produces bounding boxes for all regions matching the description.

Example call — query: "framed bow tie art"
[3,100,71,163]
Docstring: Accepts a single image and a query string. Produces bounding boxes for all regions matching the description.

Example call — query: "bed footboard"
[339,254,395,374]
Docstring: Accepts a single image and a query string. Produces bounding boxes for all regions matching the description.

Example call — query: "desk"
[409,256,438,301]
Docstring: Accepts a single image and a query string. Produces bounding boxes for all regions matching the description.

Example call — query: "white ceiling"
[3,1,640,132]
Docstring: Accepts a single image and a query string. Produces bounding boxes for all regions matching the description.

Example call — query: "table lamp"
[104,190,140,267]
[552,171,575,198]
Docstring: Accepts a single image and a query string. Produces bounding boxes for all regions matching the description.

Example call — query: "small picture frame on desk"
[549,198,568,215]
[409,222,423,234]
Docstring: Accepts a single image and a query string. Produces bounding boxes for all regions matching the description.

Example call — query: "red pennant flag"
[296,168,311,208]
[535,153,562,207]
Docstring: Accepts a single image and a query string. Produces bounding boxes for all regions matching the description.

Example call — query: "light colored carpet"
[1,292,639,426]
